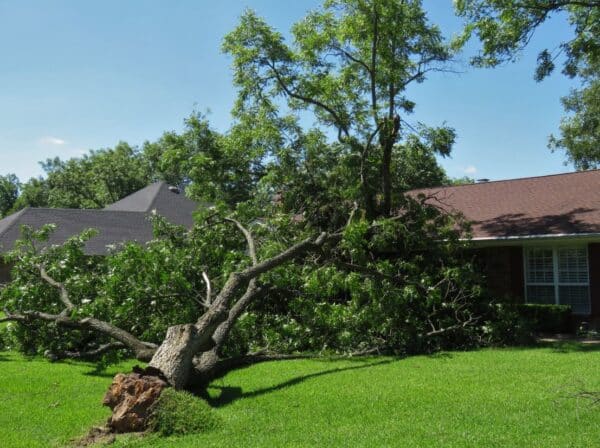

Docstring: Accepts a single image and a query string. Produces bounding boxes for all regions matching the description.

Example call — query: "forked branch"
[39,265,75,313]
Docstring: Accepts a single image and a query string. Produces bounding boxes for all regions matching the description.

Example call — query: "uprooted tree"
[1,199,487,431]
[0,0,494,433]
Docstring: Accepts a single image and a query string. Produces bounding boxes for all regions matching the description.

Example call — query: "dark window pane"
[527,285,555,304]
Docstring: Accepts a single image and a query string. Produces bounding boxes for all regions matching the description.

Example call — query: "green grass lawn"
[0,344,598,447]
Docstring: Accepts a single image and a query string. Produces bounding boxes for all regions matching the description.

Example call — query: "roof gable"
[104,182,164,212]
[104,181,202,227]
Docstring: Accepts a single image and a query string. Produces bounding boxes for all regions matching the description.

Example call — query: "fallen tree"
[1,197,486,432]
[0,0,491,434]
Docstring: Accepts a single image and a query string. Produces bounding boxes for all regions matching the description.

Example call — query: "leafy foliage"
[223,0,456,217]
[0,213,252,354]
[454,0,599,79]
[1,225,107,355]
[1,194,493,360]
[455,1,600,168]
[549,73,600,169]
[0,174,19,218]
[223,200,485,356]
[149,388,221,436]
[41,142,152,209]
[145,113,265,206]
[10,177,49,212]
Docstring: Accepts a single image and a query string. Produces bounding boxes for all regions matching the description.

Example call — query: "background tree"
[455,0,600,168]
[0,174,19,218]
[548,61,600,169]
[10,177,50,212]
[41,142,152,208]
[144,113,264,206]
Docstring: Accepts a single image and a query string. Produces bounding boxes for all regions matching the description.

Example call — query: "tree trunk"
[148,302,229,389]
[101,231,337,432]
[382,141,392,216]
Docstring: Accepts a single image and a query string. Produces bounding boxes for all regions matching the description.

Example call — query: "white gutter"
[467,232,600,242]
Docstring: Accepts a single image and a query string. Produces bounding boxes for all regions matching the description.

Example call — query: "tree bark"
[146,231,337,389]
[148,304,228,389]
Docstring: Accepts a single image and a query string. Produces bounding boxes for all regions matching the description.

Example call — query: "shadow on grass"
[82,365,120,378]
[483,340,600,354]
[544,341,600,354]
[426,351,453,360]
[201,358,397,408]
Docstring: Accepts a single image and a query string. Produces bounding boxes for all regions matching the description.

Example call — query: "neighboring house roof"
[0,182,201,255]
[104,182,206,227]
[410,170,600,241]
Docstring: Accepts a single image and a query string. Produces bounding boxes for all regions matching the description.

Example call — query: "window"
[524,246,590,314]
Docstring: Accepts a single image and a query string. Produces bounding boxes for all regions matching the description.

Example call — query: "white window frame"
[523,245,591,315]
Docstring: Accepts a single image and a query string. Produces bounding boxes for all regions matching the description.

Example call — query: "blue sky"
[0,0,579,182]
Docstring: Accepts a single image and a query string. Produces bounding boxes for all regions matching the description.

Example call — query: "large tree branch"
[425,314,479,337]
[224,217,258,265]
[150,230,342,388]
[39,265,75,313]
[2,309,157,361]
[47,342,127,361]
[207,232,331,312]
[208,218,263,352]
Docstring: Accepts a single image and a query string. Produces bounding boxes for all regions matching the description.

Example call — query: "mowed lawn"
[0,344,598,448]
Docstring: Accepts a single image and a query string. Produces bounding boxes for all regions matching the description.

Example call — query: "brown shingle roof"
[409,170,600,240]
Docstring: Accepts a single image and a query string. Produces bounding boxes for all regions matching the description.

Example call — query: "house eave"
[466,232,600,247]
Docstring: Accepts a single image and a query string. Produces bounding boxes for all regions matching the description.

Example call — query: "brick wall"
[474,246,524,302]
[587,243,600,317]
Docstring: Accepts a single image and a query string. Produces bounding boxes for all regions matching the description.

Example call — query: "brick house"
[0,182,201,283]
[412,170,600,321]
[3,172,600,322]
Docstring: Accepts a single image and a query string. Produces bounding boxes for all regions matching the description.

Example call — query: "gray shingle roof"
[0,182,202,254]
[104,181,204,227]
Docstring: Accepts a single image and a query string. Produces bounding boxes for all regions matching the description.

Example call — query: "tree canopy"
[0,0,491,388]
[455,0,600,169]
[0,174,19,218]
[223,0,456,218]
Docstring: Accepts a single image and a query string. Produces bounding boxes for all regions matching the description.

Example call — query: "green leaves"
[549,76,600,169]
[0,174,19,218]
[455,1,600,79]
[41,142,151,209]
[456,1,600,169]
[223,0,456,217]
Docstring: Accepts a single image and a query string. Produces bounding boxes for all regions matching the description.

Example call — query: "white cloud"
[464,165,477,175]
[39,136,67,146]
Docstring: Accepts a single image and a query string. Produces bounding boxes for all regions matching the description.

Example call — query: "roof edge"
[147,181,168,212]
[0,207,30,239]
[409,169,600,193]
[467,232,600,243]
